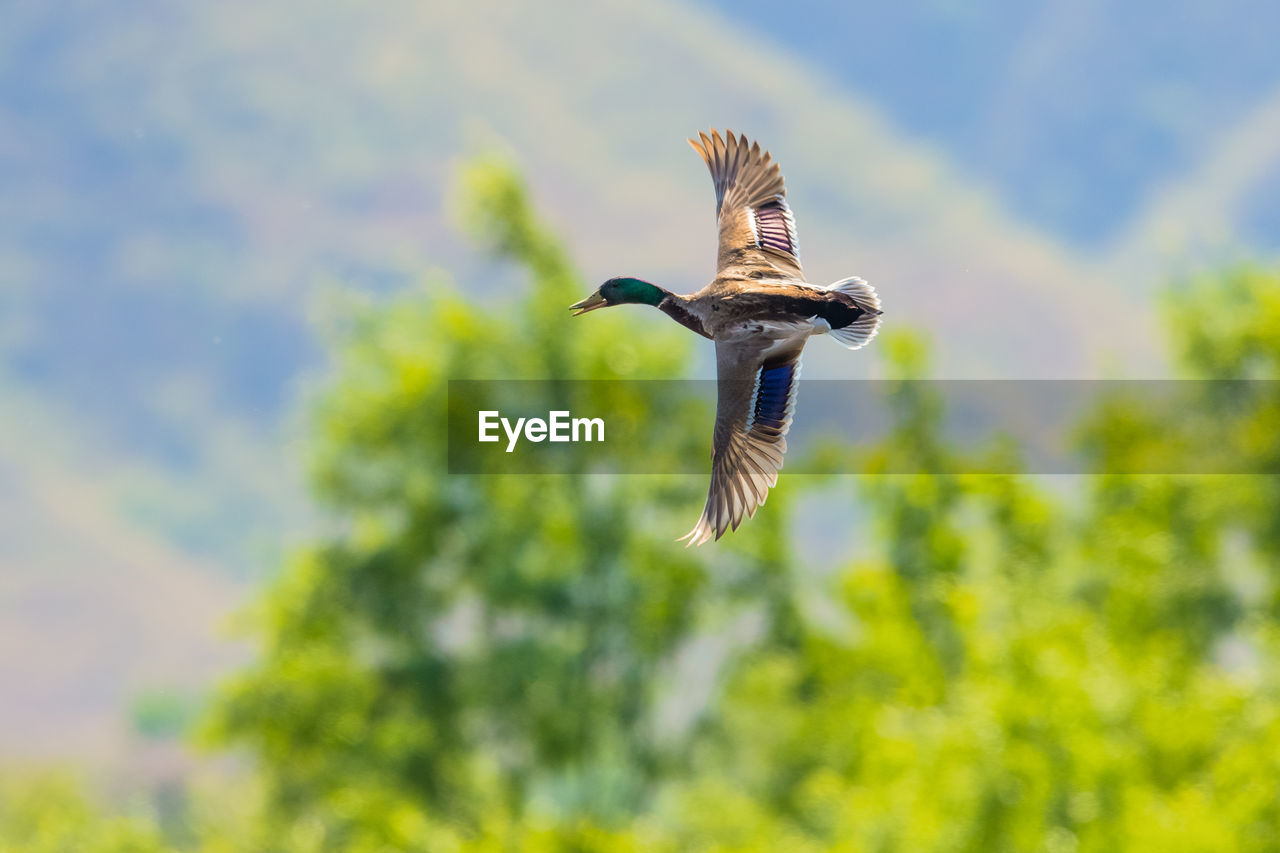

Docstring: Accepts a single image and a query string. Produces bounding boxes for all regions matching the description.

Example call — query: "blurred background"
[4,0,1280,849]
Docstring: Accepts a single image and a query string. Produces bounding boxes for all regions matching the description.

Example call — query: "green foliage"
[0,775,173,853]
[1166,266,1280,380]
[131,691,202,741]
[8,157,1280,852]
[202,157,799,847]
[659,267,1280,851]
[206,149,1280,848]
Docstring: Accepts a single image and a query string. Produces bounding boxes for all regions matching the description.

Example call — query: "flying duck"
[570,129,882,545]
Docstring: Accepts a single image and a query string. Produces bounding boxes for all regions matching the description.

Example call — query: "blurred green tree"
[15,162,1275,853]
[0,775,173,853]
[663,269,1280,852]
[203,156,797,847]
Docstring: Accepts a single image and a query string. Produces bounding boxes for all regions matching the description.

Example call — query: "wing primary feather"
[685,344,804,545]
[690,127,802,279]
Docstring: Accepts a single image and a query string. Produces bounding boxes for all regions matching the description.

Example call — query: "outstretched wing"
[688,129,803,281]
[681,336,805,546]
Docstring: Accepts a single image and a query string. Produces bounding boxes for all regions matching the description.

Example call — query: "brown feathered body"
[576,129,884,545]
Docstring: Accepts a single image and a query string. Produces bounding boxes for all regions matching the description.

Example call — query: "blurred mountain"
[707,0,1280,250]
[1114,84,1280,279]
[0,390,244,761]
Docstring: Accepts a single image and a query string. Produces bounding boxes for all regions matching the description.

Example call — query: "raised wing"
[681,337,805,546]
[688,129,803,281]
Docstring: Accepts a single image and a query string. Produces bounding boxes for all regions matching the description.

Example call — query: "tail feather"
[827,276,882,350]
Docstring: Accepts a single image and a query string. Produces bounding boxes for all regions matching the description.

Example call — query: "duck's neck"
[656,292,711,339]
[613,277,710,339]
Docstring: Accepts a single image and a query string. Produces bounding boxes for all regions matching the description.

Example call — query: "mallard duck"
[571,129,882,545]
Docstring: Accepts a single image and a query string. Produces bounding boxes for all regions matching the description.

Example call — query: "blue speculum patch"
[754,361,795,432]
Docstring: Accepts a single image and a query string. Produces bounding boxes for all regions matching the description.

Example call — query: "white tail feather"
[826,277,882,350]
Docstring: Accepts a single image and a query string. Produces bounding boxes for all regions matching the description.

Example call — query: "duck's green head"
[570,277,665,315]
